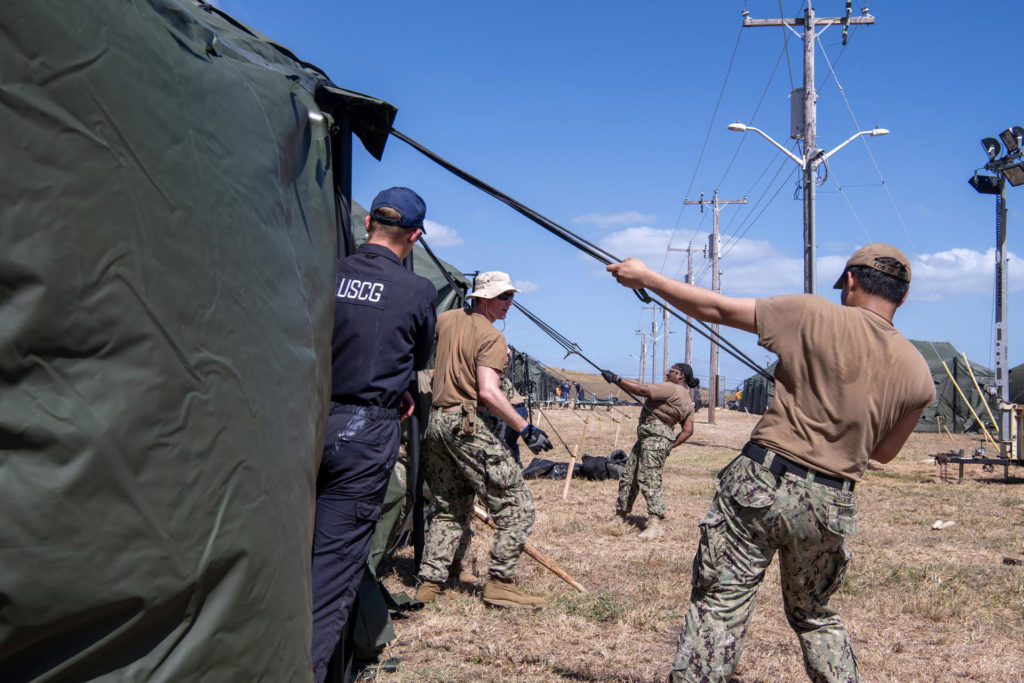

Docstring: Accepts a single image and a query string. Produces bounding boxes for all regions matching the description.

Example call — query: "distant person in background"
[574,381,583,403]
[600,363,699,539]
[607,244,934,682]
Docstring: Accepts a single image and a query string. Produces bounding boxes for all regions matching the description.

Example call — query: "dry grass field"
[374,401,1024,682]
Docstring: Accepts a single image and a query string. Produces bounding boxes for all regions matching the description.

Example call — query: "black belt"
[741,442,854,491]
[329,402,398,420]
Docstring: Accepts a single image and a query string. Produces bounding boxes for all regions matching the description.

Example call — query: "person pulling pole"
[607,244,935,682]
[599,363,699,539]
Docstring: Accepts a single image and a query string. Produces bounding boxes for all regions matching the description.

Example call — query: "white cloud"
[513,280,541,294]
[423,219,463,247]
[598,226,677,262]
[598,228,800,294]
[572,211,657,230]
[912,247,1022,299]
[722,255,805,296]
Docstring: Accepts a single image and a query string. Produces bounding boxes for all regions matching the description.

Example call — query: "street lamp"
[727,122,889,294]
[969,125,1023,458]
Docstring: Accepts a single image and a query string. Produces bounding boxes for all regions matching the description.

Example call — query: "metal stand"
[947,456,1024,483]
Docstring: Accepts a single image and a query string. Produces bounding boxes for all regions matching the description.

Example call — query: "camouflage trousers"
[616,420,674,519]
[418,410,534,583]
[671,452,859,683]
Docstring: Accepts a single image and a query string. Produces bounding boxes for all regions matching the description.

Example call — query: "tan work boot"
[449,559,477,585]
[638,517,665,539]
[482,577,545,609]
[414,580,443,605]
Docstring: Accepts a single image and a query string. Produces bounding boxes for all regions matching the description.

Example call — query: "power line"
[661,23,746,272]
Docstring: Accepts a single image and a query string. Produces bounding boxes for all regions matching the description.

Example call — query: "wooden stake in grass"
[473,506,586,593]
[614,421,621,449]
[562,416,589,500]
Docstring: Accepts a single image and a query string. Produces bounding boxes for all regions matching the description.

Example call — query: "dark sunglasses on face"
[496,291,515,301]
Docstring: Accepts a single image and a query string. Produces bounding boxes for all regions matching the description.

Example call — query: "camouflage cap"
[833,243,911,289]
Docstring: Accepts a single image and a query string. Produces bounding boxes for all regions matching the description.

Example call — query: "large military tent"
[1010,363,1024,405]
[508,347,562,404]
[740,362,777,415]
[910,340,997,434]
[1,1,399,679]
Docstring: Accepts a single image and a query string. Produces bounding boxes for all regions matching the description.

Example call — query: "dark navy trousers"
[311,403,398,683]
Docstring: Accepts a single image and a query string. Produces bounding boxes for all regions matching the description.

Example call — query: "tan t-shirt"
[644,381,694,428]
[751,294,935,481]
[431,308,508,407]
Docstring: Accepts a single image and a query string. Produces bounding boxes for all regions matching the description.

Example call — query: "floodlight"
[998,126,1024,154]
[1002,162,1024,187]
[982,137,1002,161]
[969,172,1003,194]
[727,122,748,132]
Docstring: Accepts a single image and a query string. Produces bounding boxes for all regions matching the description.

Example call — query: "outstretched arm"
[608,258,756,334]
[615,376,653,399]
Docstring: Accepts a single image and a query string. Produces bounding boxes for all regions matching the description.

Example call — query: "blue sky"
[216,0,1021,388]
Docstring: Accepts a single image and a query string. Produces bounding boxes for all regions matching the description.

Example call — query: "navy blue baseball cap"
[370,187,426,232]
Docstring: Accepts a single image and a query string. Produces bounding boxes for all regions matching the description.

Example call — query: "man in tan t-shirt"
[608,244,934,682]
[599,363,700,538]
[415,271,552,609]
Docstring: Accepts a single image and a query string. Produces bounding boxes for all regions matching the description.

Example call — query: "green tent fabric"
[1010,363,1024,405]
[909,341,997,434]
[741,361,778,415]
[508,347,561,403]
[0,1,395,679]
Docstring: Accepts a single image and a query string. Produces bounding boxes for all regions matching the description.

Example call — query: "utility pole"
[666,245,704,366]
[971,127,1022,456]
[641,305,659,382]
[651,316,658,383]
[663,306,670,378]
[684,190,747,425]
[743,2,875,293]
[995,185,1011,456]
[635,328,647,382]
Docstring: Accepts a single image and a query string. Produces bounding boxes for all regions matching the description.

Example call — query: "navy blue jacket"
[329,243,436,409]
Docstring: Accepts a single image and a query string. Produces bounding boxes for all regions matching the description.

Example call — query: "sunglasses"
[496,291,515,301]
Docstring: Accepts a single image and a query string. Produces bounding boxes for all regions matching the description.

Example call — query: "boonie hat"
[370,186,426,231]
[467,271,520,299]
[833,243,911,289]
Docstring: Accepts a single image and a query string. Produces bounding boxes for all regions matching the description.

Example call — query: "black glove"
[519,424,553,454]
[601,369,621,385]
